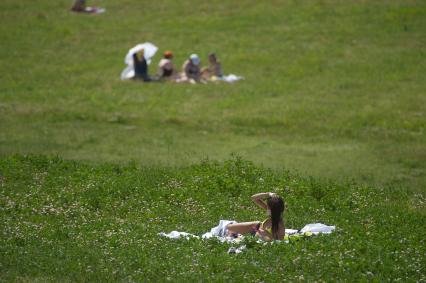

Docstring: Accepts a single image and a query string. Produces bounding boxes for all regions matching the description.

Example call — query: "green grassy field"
[1,0,425,190]
[1,0,425,281]
[1,155,425,281]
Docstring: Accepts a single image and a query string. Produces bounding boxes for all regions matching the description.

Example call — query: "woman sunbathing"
[226,192,285,241]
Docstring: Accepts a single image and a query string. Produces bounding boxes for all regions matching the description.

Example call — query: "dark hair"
[208,53,217,60]
[267,196,284,239]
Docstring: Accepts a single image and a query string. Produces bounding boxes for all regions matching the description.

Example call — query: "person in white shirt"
[156,51,176,80]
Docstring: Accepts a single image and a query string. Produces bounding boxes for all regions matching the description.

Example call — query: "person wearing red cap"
[156,51,176,80]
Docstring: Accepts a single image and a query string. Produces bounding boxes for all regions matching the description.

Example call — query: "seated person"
[156,51,176,80]
[201,52,223,80]
[179,54,202,83]
[133,50,151,82]
[71,0,104,13]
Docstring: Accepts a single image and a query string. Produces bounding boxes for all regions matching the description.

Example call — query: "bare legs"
[226,221,260,236]
[71,0,86,12]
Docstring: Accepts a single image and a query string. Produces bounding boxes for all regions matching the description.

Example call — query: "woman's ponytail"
[267,196,285,239]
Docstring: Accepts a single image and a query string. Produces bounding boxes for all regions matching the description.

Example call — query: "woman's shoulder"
[261,218,270,227]
[159,58,172,66]
[183,60,193,68]
[261,218,284,228]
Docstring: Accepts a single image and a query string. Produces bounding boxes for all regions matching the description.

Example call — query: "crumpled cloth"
[159,221,334,242]
[218,74,244,83]
[300,223,335,234]
[158,231,199,240]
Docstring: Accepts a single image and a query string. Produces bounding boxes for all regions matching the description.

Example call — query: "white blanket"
[159,221,334,243]
[300,223,335,234]
[218,74,244,83]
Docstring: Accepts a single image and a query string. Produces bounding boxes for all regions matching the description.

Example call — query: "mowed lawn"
[1,0,425,190]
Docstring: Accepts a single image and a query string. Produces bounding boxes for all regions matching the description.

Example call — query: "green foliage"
[0,0,425,191]
[0,0,425,280]
[0,155,425,281]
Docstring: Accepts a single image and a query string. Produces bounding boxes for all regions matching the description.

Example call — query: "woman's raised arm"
[251,192,275,210]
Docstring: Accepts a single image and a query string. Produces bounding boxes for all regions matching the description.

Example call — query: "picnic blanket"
[217,74,244,83]
[198,74,244,83]
[72,7,106,14]
[175,74,244,84]
[159,221,335,245]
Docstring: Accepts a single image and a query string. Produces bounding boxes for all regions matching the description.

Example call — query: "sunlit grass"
[0,0,425,190]
[0,1,425,280]
[0,155,425,281]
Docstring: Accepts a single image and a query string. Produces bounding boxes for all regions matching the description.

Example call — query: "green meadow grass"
[0,0,425,281]
[0,0,425,190]
[0,155,425,281]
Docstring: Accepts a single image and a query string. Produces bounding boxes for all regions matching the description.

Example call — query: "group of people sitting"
[132,51,223,83]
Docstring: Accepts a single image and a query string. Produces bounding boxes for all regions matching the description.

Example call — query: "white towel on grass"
[159,221,335,242]
[219,74,244,83]
[158,231,199,240]
[300,223,335,234]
